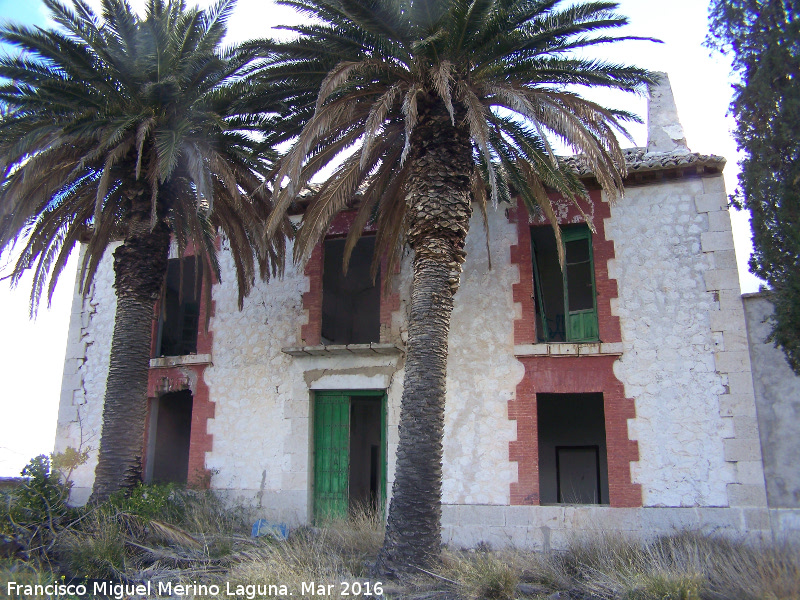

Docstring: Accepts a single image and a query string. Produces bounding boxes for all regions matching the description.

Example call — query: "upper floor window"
[321,236,380,345]
[531,224,598,343]
[156,257,200,356]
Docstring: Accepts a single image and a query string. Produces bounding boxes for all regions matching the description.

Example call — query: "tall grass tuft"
[55,512,128,579]
[558,531,799,600]
[436,549,519,600]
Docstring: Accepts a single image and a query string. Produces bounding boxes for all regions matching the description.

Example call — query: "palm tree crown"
[260,0,653,270]
[0,0,288,500]
[257,0,656,574]
[0,0,285,310]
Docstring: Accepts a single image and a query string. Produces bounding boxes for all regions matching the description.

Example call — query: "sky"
[0,0,763,477]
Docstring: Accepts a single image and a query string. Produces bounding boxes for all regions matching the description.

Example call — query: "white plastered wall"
[442,207,522,505]
[605,174,768,521]
[54,245,118,505]
[54,208,521,519]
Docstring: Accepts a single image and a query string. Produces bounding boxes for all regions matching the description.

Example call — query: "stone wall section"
[441,504,771,550]
[696,176,768,522]
[442,207,521,505]
[202,238,312,523]
[743,294,800,533]
[54,245,118,505]
[605,175,767,521]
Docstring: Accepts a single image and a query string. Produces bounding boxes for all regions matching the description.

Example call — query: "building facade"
[55,75,797,548]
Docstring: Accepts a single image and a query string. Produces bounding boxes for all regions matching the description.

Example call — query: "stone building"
[55,74,798,547]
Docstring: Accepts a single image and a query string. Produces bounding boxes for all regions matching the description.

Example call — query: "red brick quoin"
[301,210,401,346]
[144,248,216,488]
[508,191,641,507]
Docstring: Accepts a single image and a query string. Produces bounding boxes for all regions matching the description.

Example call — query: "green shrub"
[1,455,77,554]
[107,482,187,523]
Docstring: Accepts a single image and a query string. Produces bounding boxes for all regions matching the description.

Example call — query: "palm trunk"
[91,195,170,503]
[376,99,473,575]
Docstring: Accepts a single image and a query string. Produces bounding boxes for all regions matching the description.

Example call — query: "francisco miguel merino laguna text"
[6,579,384,598]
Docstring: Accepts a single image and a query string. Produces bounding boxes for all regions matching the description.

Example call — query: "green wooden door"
[313,393,350,521]
[563,227,599,342]
[313,391,387,522]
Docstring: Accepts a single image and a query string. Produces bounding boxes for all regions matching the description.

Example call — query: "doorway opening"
[145,389,193,484]
[537,393,609,504]
[313,391,386,522]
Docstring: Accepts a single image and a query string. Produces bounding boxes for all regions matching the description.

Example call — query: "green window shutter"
[313,392,350,522]
[562,227,599,342]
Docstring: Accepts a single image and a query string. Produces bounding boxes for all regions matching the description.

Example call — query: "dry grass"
[5,486,799,600]
[546,531,800,600]
[440,549,520,600]
[207,505,385,599]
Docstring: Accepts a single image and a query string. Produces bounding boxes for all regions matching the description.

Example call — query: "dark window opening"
[321,237,380,345]
[157,257,200,356]
[531,225,598,343]
[537,393,609,504]
[145,390,193,484]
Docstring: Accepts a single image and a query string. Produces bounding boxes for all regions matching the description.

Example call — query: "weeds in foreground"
[3,468,799,600]
[442,550,520,600]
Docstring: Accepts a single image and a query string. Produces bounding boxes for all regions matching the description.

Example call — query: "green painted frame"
[562,226,599,342]
[312,390,387,523]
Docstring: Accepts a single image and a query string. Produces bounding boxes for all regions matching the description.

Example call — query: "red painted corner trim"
[144,245,215,489]
[507,195,641,508]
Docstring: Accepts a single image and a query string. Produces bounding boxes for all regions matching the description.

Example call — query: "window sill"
[282,343,404,357]
[514,342,623,357]
[539,502,610,507]
[150,354,212,368]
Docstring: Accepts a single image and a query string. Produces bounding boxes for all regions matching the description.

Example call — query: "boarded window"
[531,224,598,343]
[321,237,380,345]
[156,257,200,356]
[537,393,609,504]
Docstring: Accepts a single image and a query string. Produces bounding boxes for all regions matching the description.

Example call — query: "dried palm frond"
[252,0,656,280]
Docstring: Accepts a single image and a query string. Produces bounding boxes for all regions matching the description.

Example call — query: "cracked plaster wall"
[54,244,118,505]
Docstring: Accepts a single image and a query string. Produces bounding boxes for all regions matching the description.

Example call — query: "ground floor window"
[537,392,609,504]
[312,391,386,522]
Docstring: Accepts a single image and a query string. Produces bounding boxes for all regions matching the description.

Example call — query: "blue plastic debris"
[251,519,289,540]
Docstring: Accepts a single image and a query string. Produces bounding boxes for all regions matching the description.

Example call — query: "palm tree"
[0,0,289,502]
[256,0,655,574]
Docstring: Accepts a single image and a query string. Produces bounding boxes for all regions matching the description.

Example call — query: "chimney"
[646,72,690,154]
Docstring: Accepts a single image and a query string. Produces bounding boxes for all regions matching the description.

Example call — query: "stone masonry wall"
[606,174,767,519]
[443,207,521,505]
[54,174,775,543]
[54,245,118,505]
[743,293,800,533]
